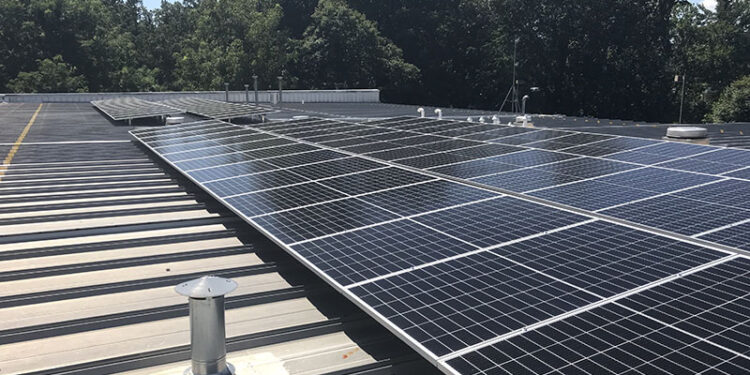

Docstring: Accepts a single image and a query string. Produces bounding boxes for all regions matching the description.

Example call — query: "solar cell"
[673,179,750,209]
[391,135,448,146]
[630,142,716,158]
[699,222,750,250]
[524,133,614,151]
[619,257,750,355]
[351,252,600,356]
[160,97,274,119]
[429,159,521,179]
[187,159,279,182]
[460,127,537,141]
[292,219,479,285]
[530,180,660,210]
[358,180,497,216]
[321,136,376,148]
[450,144,525,158]
[92,97,183,121]
[604,150,677,165]
[412,197,588,248]
[342,141,403,154]
[656,157,742,174]
[252,198,400,243]
[534,158,639,179]
[593,168,721,193]
[367,146,437,161]
[493,221,726,297]
[491,129,574,145]
[724,167,750,179]
[263,149,348,168]
[446,303,750,375]
[418,139,485,152]
[600,195,750,235]
[285,157,384,180]
[396,153,475,169]
[561,137,660,157]
[488,149,579,167]
[364,130,415,141]
[204,169,309,197]
[472,168,584,193]
[225,182,347,217]
[318,167,434,195]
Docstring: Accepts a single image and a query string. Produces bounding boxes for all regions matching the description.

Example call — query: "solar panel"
[131,117,748,375]
[91,97,183,121]
[160,97,275,119]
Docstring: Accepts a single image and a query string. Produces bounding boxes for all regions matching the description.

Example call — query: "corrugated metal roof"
[0,103,436,375]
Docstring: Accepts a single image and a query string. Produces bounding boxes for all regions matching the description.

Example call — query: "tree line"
[1,0,748,123]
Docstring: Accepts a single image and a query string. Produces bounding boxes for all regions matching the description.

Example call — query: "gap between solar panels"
[130,118,750,375]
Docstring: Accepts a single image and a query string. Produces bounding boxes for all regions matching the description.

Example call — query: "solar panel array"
[91,97,183,120]
[131,116,750,375]
[160,97,274,119]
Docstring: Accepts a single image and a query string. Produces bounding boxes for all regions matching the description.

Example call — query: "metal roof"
[0,103,437,374]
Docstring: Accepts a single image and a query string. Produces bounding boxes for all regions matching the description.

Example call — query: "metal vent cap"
[666,126,708,139]
[175,276,237,298]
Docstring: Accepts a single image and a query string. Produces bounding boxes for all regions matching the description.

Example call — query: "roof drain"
[176,276,238,375]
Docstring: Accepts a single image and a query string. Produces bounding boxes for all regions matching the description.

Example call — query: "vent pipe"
[224,83,229,102]
[252,75,259,105]
[417,107,425,118]
[492,115,500,124]
[244,84,249,104]
[467,117,474,122]
[479,116,486,123]
[277,76,283,108]
[176,276,237,375]
[434,108,442,120]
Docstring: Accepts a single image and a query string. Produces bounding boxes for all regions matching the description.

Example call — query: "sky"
[141,0,718,12]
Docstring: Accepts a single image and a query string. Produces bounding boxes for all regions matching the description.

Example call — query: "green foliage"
[8,55,87,93]
[0,0,747,123]
[707,75,750,122]
[294,0,419,98]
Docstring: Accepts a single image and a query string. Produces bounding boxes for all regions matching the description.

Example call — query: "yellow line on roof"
[0,103,43,180]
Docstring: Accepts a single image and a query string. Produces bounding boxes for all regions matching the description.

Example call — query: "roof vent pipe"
[434,108,442,120]
[176,276,238,375]
[492,115,500,124]
[417,107,425,118]
[479,116,486,123]
[666,127,708,140]
[467,117,474,122]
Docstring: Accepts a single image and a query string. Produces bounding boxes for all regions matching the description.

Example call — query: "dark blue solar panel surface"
[472,168,585,193]
[412,197,588,248]
[447,303,750,375]
[252,198,401,243]
[292,219,479,286]
[601,194,750,235]
[493,221,726,297]
[351,252,600,356]
[530,180,660,211]
[318,167,434,195]
[619,257,750,355]
[699,222,750,250]
[674,179,750,210]
[225,182,347,217]
[593,168,720,193]
[725,167,750,179]
[132,117,750,375]
[358,180,497,216]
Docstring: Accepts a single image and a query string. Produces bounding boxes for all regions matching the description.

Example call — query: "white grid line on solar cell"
[345,218,597,289]
[438,254,737,362]
[442,298,749,375]
[245,117,750,255]
[246,178,438,219]
[286,193,502,246]
[616,256,750,358]
[136,122,230,139]
[147,128,253,148]
[594,178,727,213]
[342,117,750,183]
[158,133,273,155]
[693,217,750,238]
[130,119,224,137]
[218,165,393,198]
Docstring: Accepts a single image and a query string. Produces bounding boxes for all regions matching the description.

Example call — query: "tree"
[293,0,419,100]
[707,75,750,122]
[8,55,88,93]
